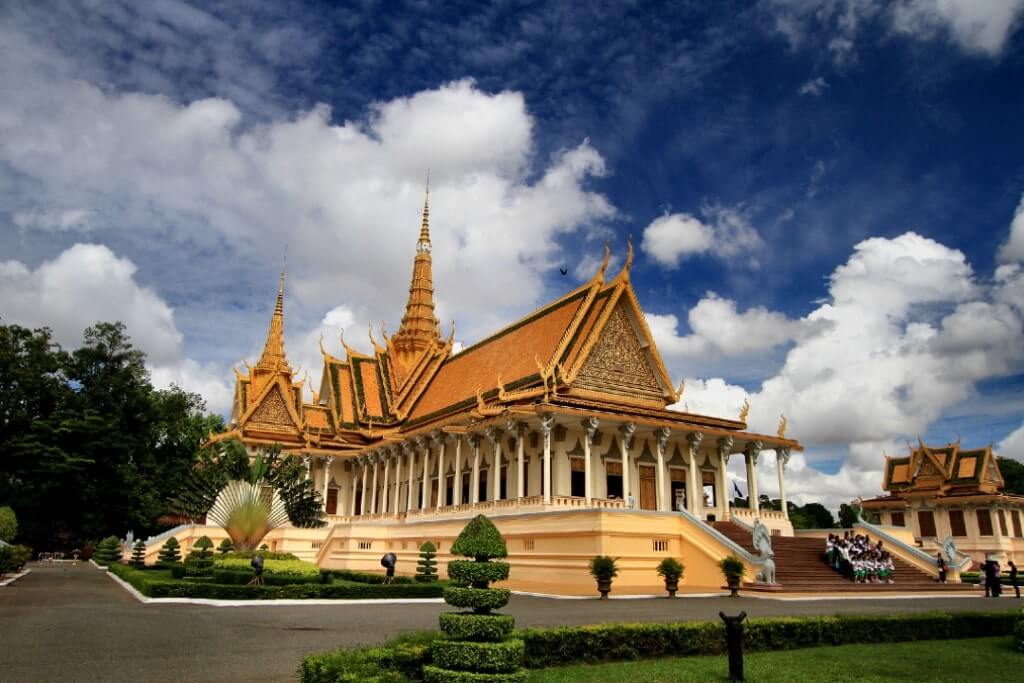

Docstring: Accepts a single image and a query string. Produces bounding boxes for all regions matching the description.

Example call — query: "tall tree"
[998,457,1024,495]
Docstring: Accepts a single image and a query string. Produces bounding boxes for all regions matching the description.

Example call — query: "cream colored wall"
[876,504,1024,566]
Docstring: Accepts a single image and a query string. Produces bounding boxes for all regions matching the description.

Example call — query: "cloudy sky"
[2,1,1024,510]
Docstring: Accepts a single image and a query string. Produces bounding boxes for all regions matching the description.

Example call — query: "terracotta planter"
[597,578,612,599]
[726,575,740,597]
[665,579,679,598]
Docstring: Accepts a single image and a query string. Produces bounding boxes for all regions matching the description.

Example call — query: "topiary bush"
[424,514,526,682]
[185,536,215,576]
[417,541,438,582]
[130,539,146,568]
[93,536,122,566]
[157,537,182,567]
[218,538,234,555]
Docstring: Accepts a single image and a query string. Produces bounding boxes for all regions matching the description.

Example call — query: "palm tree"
[173,439,325,551]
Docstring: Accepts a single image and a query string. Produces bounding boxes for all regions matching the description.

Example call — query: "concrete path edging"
[0,568,31,587]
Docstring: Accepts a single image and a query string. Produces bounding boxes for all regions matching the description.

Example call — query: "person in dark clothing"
[1009,561,1020,599]
[936,554,946,583]
[992,559,1002,597]
[982,560,994,597]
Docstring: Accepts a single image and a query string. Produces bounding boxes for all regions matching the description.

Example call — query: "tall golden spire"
[255,269,292,373]
[392,181,441,366]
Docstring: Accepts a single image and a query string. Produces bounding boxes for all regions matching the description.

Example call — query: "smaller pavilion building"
[861,440,1024,565]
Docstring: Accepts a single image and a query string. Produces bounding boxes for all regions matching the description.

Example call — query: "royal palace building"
[150,193,961,594]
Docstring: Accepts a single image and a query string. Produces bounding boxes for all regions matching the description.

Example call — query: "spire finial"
[418,170,431,248]
[256,266,291,373]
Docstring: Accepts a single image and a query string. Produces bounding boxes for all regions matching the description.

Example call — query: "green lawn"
[528,636,1021,682]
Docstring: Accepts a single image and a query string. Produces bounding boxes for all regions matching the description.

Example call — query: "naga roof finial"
[739,398,750,422]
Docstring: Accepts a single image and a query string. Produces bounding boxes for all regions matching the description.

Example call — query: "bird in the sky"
[559,267,568,275]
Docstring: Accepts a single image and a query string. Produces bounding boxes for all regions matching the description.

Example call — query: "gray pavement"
[0,563,1018,683]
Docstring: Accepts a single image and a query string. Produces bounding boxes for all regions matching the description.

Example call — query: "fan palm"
[173,439,325,551]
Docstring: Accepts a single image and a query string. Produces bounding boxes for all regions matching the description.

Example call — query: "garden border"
[0,568,31,586]
[100,563,444,606]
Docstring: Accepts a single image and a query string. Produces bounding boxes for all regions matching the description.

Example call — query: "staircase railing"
[143,524,192,548]
[678,508,764,567]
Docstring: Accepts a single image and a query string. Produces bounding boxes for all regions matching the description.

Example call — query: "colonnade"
[311,415,792,521]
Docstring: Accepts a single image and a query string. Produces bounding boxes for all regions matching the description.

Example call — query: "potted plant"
[656,557,684,598]
[589,555,619,599]
[719,555,745,597]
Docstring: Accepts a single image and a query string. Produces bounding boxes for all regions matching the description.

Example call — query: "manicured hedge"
[108,563,444,600]
[444,586,510,612]
[211,569,325,586]
[299,611,1019,683]
[431,639,524,673]
[421,665,527,682]
[214,557,320,578]
[447,560,510,587]
[328,569,415,585]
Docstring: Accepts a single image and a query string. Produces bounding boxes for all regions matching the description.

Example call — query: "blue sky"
[2,1,1024,508]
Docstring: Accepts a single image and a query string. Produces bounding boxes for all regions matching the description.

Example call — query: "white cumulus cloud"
[998,194,1024,263]
[641,205,763,269]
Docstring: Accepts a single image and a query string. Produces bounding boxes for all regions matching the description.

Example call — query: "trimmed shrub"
[450,515,508,561]
[431,514,525,681]
[211,569,324,586]
[0,543,30,573]
[170,565,186,579]
[719,555,745,581]
[448,560,510,587]
[157,537,182,566]
[417,541,438,582]
[130,539,146,568]
[431,639,524,673]
[225,550,299,561]
[656,557,684,582]
[93,536,122,566]
[185,537,215,576]
[438,614,515,642]
[217,538,234,555]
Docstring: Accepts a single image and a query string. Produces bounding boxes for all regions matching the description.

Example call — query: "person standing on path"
[936,554,946,584]
[1009,561,1020,599]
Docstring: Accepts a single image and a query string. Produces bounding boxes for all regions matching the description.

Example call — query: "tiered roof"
[216,192,802,456]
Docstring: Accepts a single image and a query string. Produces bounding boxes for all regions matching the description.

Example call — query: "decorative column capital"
[744,440,763,465]
[485,426,504,445]
[686,432,704,451]
[324,455,335,466]
[468,432,483,448]
[401,441,416,457]
[620,422,636,449]
[655,426,671,452]
[717,436,734,465]
[777,447,792,468]
[582,417,599,443]
[431,430,447,448]
[506,420,527,436]
[539,413,555,435]
[302,454,312,469]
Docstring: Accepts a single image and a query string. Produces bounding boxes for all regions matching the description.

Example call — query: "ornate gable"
[248,383,299,431]
[574,301,664,401]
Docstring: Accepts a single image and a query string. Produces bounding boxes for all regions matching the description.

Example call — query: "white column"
[470,434,482,504]
[405,444,415,512]
[541,414,554,504]
[488,427,503,501]
[510,421,525,499]
[777,447,791,519]
[687,433,704,515]
[360,457,369,515]
[380,452,390,516]
[655,427,670,512]
[620,423,635,507]
[349,460,359,515]
[392,447,402,515]
[453,436,463,505]
[303,455,311,481]
[370,454,379,514]
[435,433,446,509]
[745,441,762,515]
[582,418,598,505]
[420,438,430,510]
[717,437,733,521]
[322,456,334,512]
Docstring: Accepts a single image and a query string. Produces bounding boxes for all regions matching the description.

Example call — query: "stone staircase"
[711,521,971,593]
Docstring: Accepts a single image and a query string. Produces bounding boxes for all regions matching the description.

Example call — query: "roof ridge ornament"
[596,241,611,279]
[738,398,750,423]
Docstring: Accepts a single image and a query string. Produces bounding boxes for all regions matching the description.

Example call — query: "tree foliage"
[0,506,16,542]
[998,457,1024,495]
[0,322,223,552]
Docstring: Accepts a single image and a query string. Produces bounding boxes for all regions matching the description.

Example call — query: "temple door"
[917,510,936,537]
[326,488,338,515]
[431,479,439,507]
[639,465,657,510]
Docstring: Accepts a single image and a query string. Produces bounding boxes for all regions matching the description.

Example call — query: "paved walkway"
[1,563,1018,683]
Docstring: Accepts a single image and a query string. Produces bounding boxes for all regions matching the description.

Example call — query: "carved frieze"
[575,303,662,398]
